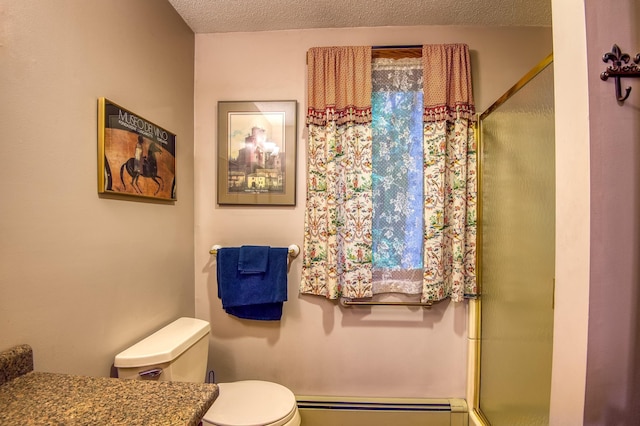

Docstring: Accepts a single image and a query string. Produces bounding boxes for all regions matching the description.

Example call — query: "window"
[371,57,424,295]
[301,45,477,302]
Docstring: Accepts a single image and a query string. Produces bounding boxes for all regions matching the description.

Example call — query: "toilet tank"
[114,317,210,383]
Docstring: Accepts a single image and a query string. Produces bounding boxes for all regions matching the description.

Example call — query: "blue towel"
[224,304,284,321]
[216,247,288,321]
[238,245,269,274]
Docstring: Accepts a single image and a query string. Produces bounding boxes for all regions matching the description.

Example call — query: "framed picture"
[217,100,297,206]
[98,98,176,201]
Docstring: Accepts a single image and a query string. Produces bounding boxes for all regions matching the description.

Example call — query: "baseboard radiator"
[296,395,468,426]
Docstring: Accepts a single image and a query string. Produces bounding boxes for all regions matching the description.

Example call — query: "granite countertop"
[0,345,219,426]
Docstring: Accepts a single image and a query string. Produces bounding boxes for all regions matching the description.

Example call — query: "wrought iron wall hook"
[600,44,640,103]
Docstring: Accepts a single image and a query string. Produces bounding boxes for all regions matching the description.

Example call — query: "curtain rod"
[372,45,422,50]
[306,45,422,63]
[372,45,422,59]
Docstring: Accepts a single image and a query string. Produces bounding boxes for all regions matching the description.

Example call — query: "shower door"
[477,55,555,425]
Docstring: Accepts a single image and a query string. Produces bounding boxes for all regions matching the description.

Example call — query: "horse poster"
[98,98,176,201]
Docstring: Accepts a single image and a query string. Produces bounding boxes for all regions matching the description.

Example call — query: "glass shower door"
[477,56,555,425]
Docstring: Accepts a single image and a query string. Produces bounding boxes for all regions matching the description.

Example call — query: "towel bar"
[209,244,300,258]
[340,298,433,309]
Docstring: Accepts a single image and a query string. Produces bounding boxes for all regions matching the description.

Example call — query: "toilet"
[114,317,301,426]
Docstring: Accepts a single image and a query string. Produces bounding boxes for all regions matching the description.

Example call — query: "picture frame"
[217,100,297,206]
[97,98,176,201]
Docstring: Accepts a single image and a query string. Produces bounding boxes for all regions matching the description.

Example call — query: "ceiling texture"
[167,0,552,34]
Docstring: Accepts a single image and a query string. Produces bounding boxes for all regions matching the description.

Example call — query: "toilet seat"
[203,380,300,426]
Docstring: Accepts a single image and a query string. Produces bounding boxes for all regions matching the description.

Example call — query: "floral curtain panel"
[301,46,374,299]
[421,44,477,302]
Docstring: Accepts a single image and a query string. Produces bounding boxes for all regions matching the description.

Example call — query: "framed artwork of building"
[97,98,177,201]
[217,100,297,205]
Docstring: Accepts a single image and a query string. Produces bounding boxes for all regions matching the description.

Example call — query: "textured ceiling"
[167,0,552,33]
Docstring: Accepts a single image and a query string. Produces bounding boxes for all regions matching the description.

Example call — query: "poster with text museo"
[98,98,176,201]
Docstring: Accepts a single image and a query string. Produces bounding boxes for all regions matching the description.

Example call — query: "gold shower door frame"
[468,55,555,426]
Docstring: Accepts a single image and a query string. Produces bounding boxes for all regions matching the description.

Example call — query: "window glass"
[371,58,424,294]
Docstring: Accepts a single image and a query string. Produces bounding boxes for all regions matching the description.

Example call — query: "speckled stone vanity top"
[0,344,219,426]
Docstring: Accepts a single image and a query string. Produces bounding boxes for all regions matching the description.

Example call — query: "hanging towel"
[216,247,288,321]
[224,304,285,322]
[238,245,270,274]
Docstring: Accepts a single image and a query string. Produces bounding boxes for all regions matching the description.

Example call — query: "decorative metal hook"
[600,44,640,103]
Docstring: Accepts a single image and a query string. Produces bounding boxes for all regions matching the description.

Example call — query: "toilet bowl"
[203,380,301,426]
[114,317,300,426]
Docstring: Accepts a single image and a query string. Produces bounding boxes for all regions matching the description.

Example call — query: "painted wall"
[194,26,553,398]
[2,1,635,421]
[584,0,640,424]
[550,1,640,424]
[0,0,196,377]
[548,0,591,423]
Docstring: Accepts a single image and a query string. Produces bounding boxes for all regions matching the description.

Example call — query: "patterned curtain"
[300,46,374,299]
[421,44,478,302]
[301,44,477,303]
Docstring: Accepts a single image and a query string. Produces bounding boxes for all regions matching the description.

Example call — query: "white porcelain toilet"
[114,317,301,426]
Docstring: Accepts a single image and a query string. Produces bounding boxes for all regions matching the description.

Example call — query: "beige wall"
[194,26,553,398]
[6,2,631,420]
[550,1,640,424]
[0,0,195,377]
[583,0,640,424]
[549,0,591,423]
[4,1,636,421]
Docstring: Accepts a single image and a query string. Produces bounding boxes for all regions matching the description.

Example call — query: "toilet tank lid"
[114,317,210,368]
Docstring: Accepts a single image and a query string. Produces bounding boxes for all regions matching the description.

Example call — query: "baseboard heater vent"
[296,395,468,426]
